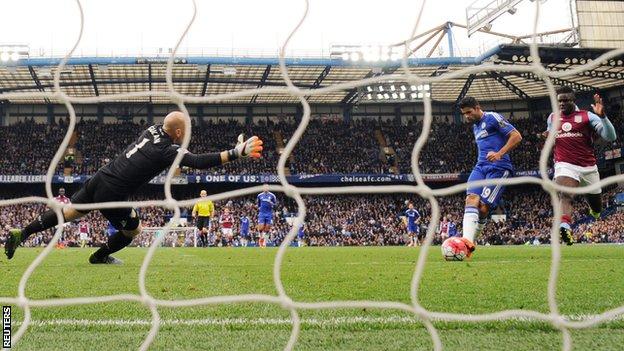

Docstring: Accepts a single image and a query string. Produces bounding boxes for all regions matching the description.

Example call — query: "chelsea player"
[256,184,277,248]
[404,202,421,247]
[458,96,522,257]
[239,215,250,247]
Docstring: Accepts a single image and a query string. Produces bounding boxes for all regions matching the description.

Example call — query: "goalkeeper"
[5,111,263,264]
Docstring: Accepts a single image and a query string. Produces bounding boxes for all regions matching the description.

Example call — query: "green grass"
[2,245,624,350]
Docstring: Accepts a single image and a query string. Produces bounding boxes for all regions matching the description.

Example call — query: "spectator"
[2,187,621,248]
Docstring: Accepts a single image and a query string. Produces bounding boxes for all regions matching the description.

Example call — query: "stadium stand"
[0,119,66,175]
[2,110,622,176]
[1,109,622,249]
[1,187,621,248]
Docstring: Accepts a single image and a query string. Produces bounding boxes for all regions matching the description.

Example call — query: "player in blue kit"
[297,223,305,247]
[107,221,118,237]
[256,184,277,248]
[404,202,421,247]
[239,215,250,247]
[447,217,458,237]
[458,96,523,257]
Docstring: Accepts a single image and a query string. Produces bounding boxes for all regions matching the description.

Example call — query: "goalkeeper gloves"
[228,133,263,160]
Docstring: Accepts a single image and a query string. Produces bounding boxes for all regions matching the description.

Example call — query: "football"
[441,237,468,261]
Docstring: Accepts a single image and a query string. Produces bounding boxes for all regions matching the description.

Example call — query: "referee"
[5,111,263,264]
[192,190,214,247]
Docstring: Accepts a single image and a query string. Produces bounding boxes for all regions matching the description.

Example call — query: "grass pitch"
[2,245,624,350]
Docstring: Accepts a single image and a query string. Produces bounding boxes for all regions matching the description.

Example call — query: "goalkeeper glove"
[228,133,263,160]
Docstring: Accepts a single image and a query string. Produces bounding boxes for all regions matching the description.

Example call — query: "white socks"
[462,206,479,242]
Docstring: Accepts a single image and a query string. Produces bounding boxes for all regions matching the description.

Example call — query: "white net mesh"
[1,0,624,350]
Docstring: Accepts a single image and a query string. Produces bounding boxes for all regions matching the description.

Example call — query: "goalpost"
[1,0,624,350]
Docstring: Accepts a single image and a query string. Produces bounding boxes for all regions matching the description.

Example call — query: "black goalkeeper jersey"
[98,125,183,194]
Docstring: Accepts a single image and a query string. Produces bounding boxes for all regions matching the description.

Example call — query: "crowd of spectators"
[289,119,383,174]
[1,110,623,249]
[1,187,622,249]
[576,211,624,244]
[0,119,66,174]
[73,120,144,174]
[6,111,622,176]
[387,114,558,174]
[184,119,279,175]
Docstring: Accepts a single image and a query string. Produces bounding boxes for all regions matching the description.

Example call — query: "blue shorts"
[241,229,249,238]
[258,213,273,225]
[407,224,418,234]
[467,164,512,207]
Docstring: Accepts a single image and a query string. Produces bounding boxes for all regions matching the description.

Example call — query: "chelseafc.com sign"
[2,306,10,349]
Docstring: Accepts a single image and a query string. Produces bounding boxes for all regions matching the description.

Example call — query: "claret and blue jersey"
[467,111,517,207]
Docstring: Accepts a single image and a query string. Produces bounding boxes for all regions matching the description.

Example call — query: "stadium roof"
[0,44,622,105]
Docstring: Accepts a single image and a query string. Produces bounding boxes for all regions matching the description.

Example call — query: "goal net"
[1,0,624,350]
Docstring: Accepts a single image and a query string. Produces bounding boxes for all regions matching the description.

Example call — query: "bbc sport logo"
[2,305,10,349]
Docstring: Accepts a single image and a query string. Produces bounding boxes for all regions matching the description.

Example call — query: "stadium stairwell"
[273,130,293,175]
[374,129,399,174]
[63,131,80,176]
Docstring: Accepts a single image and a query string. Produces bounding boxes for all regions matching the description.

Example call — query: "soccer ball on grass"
[441,237,468,261]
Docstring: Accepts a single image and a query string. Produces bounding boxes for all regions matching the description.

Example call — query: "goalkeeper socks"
[21,210,63,242]
[462,206,479,242]
[92,231,133,260]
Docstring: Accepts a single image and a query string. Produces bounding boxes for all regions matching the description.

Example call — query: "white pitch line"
[10,315,624,327]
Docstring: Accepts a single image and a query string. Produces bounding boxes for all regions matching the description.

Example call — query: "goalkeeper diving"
[4,111,263,264]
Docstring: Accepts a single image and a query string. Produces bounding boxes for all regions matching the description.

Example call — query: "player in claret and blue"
[545,87,616,245]
[458,96,523,258]
[256,184,277,248]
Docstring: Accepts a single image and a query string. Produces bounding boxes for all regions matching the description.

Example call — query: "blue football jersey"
[448,222,458,237]
[473,112,516,170]
[240,217,250,232]
[405,209,420,226]
[257,192,277,214]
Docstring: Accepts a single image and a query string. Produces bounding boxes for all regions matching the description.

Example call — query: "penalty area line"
[10,314,622,327]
